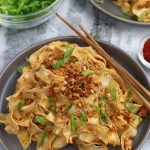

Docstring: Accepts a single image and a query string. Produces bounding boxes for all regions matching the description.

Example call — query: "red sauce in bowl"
[143,38,150,63]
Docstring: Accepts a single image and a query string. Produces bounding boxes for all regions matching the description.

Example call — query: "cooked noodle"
[114,0,150,22]
[0,41,148,150]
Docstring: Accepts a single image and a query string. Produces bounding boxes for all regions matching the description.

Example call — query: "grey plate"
[0,36,150,150]
[90,0,150,26]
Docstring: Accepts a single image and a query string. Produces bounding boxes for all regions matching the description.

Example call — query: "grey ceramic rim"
[90,0,150,26]
[0,36,150,150]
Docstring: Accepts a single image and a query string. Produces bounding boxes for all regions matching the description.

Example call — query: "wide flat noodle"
[114,0,150,22]
[0,41,147,150]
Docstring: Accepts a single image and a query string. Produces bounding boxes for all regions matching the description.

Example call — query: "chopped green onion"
[138,11,149,21]
[48,96,56,114]
[35,115,48,126]
[62,103,73,115]
[17,56,29,74]
[81,69,95,76]
[98,95,106,101]
[98,95,114,108]
[94,105,110,125]
[124,99,134,112]
[0,0,56,15]
[17,65,25,74]
[71,114,76,134]
[106,102,115,108]
[39,130,48,146]
[81,110,86,122]
[108,83,117,101]
[100,107,110,124]
[18,100,25,109]
[53,47,74,68]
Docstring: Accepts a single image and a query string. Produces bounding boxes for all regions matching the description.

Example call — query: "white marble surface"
[0,0,149,149]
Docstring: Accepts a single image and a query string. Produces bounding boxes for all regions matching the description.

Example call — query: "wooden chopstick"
[79,25,150,108]
[56,13,150,109]
[79,25,99,46]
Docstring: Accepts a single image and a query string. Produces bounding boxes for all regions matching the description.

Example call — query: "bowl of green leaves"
[0,0,63,29]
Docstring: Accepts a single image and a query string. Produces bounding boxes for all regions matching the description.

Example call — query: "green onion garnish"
[108,83,117,101]
[81,69,95,76]
[35,115,48,125]
[124,98,134,112]
[94,105,110,125]
[71,114,76,134]
[62,103,73,115]
[81,110,86,122]
[39,130,48,146]
[18,100,25,109]
[48,96,56,114]
[138,11,149,21]
[53,47,74,68]
[17,56,29,74]
[98,95,114,108]
[100,107,110,124]
[17,65,25,74]
[98,95,105,101]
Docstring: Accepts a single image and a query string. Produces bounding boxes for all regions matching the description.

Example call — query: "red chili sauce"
[143,38,150,63]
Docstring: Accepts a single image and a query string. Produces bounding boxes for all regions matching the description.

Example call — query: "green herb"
[81,110,86,123]
[53,47,74,68]
[17,65,25,74]
[108,83,117,101]
[39,130,48,146]
[18,100,25,109]
[81,69,95,76]
[17,56,29,74]
[95,0,105,3]
[71,114,76,134]
[138,11,149,21]
[0,0,56,15]
[98,95,105,101]
[100,107,110,124]
[124,98,134,112]
[98,95,114,108]
[35,115,48,125]
[94,105,110,125]
[62,103,73,115]
[48,96,56,114]
[106,101,115,108]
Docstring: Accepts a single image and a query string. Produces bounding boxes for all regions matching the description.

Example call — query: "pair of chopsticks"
[56,13,150,109]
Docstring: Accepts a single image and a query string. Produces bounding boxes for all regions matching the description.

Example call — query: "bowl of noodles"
[0,36,150,150]
[90,0,150,25]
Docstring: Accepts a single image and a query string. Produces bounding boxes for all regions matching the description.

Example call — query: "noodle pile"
[114,0,150,22]
[0,41,148,150]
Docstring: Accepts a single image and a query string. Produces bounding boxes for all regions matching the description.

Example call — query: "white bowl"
[138,34,150,69]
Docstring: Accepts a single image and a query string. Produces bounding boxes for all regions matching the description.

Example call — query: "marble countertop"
[0,0,149,149]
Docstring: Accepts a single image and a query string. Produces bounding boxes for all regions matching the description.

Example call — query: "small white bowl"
[138,34,150,69]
